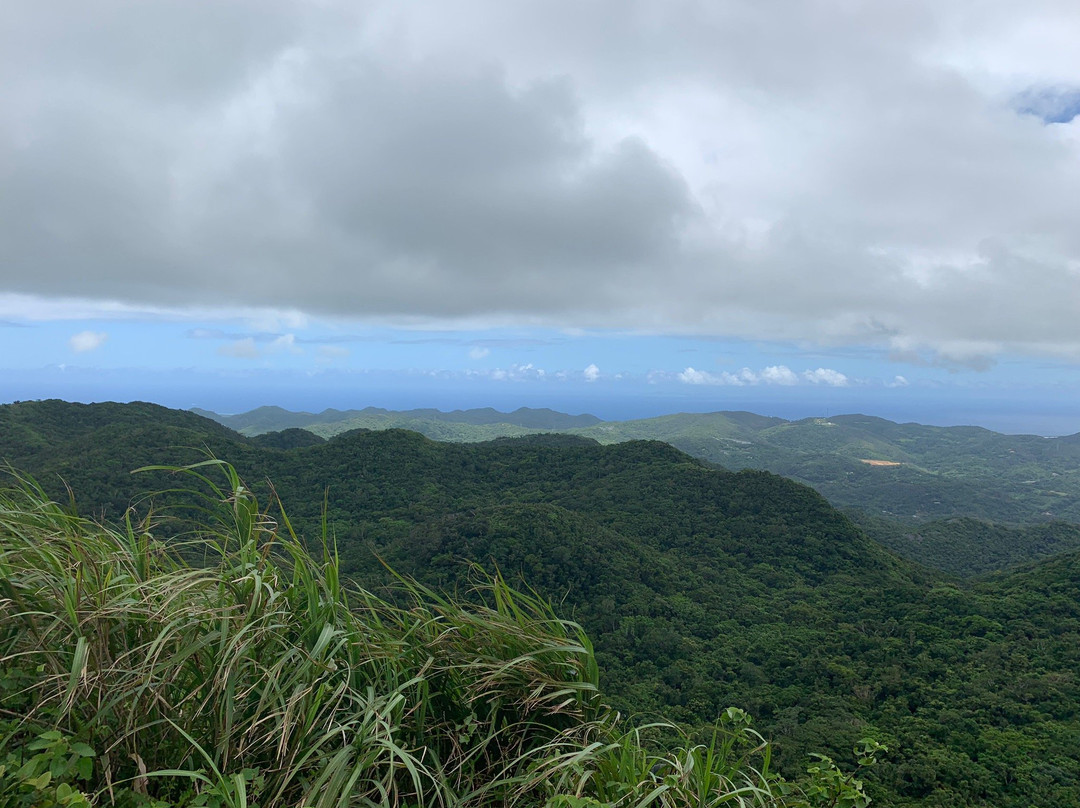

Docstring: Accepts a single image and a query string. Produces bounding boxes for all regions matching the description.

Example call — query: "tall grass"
[0,462,865,807]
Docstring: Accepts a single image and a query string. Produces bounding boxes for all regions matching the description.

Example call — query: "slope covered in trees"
[3,400,1080,806]
[199,405,1080,532]
[4,466,876,808]
[853,513,1080,576]
[197,404,601,438]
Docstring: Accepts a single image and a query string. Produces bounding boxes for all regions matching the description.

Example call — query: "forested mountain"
[853,513,1080,576]
[198,405,1080,534]
[3,400,1080,806]
[196,404,601,438]
[660,413,1080,525]
[1,400,259,519]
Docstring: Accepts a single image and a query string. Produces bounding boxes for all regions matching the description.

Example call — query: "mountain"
[198,405,1080,535]
[4,399,1080,806]
[250,426,327,449]
[0,399,257,520]
[575,412,1080,524]
[201,404,601,436]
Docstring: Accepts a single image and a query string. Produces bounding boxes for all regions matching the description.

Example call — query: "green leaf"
[75,756,93,781]
[25,770,52,789]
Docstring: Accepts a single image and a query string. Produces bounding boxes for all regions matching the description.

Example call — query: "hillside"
[0,399,257,519]
[5,470,857,808]
[197,405,1080,530]
[854,513,1080,576]
[680,414,1080,524]
[4,399,1080,806]
[199,404,601,438]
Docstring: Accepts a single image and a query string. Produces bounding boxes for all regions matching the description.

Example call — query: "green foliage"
[0,730,95,807]
[802,740,886,808]
[250,427,327,450]
[853,513,1080,576]
[195,403,1080,535]
[0,464,610,806]
[2,462,863,808]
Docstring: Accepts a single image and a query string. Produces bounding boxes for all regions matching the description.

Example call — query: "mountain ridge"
[194,404,1080,526]
[198,404,602,434]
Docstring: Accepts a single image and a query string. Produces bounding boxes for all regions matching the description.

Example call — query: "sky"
[3,1,1080,434]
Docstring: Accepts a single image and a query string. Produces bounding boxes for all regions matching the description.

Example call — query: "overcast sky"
[3,1,1080,432]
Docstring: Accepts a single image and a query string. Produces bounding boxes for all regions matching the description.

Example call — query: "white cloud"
[760,365,798,385]
[484,363,545,382]
[678,367,716,385]
[469,346,490,360]
[69,330,107,352]
[678,364,850,387]
[217,338,259,359]
[677,366,756,386]
[888,375,910,388]
[728,368,758,386]
[803,368,849,386]
[584,363,600,382]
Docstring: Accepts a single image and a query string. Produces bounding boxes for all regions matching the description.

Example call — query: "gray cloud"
[4,1,1080,364]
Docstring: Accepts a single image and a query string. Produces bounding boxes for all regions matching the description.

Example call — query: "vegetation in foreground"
[0,464,878,807]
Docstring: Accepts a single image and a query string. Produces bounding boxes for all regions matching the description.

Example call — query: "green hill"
[573,413,1080,525]
[854,514,1080,576]
[0,399,256,519]
[203,404,601,437]
[196,405,1080,534]
[250,426,327,449]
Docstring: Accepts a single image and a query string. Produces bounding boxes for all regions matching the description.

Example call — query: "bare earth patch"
[860,459,902,467]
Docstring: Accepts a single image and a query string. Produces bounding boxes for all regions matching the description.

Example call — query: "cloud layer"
[678,365,848,387]
[5,1,1080,365]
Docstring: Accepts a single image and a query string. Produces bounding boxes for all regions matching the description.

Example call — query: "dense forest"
[3,462,884,808]
[3,400,1080,806]
[201,405,1080,533]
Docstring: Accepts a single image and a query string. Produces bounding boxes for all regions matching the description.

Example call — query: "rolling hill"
[195,405,1080,528]
[194,404,601,438]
